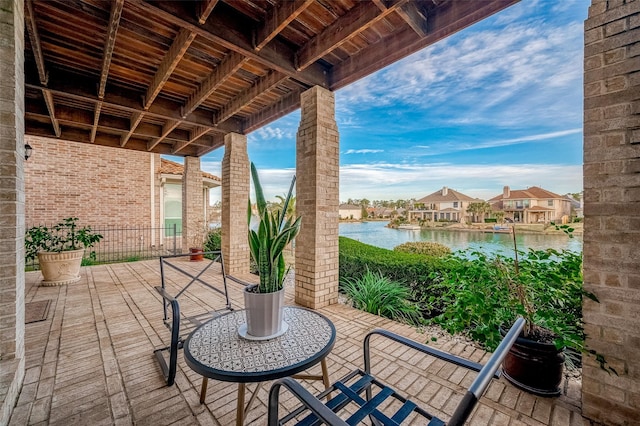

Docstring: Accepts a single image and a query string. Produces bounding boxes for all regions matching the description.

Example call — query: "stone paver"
[9,260,591,425]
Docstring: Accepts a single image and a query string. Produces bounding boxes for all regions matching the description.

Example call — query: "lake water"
[339,221,582,255]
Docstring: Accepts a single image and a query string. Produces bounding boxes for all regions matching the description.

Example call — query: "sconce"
[24,143,33,161]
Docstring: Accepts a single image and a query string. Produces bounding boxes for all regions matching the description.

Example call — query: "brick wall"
[0,0,25,423]
[583,1,640,423]
[24,135,153,227]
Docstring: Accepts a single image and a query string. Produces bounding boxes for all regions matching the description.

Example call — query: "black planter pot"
[502,334,564,397]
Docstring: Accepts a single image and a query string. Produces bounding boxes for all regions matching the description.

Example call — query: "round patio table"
[184,306,336,426]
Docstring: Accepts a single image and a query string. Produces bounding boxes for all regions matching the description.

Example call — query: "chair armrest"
[268,377,348,426]
[363,330,485,376]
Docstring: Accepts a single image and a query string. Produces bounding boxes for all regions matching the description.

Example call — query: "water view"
[339,221,582,255]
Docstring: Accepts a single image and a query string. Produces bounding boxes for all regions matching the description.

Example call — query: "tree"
[467,202,492,223]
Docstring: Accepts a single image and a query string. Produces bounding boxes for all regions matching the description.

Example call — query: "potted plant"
[25,217,103,286]
[243,162,301,339]
[424,224,614,396]
[187,219,207,261]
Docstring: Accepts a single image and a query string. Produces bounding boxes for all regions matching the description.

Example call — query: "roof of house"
[339,204,361,210]
[416,187,477,203]
[489,186,562,201]
[160,159,220,183]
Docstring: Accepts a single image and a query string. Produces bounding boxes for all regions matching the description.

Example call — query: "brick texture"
[221,133,250,275]
[24,136,154,227]
[583,1,640,423]
[0,0,26,423]
[295,86,339,309]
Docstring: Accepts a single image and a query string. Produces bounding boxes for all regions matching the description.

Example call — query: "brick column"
[295,86,339,309]
[0,0,25,423]
[221,133,249,275]
[182,156,204,251]
[583,1,640,423]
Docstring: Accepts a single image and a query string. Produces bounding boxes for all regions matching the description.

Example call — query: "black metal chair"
[153,250,251,386]
[268,317,525,426]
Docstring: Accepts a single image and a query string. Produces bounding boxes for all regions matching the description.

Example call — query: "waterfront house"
[338,203,362,220]
[489,186,572,224]
[409,186,479,223]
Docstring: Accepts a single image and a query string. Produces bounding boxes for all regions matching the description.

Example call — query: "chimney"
[503,186,510,198]
[442,186,448,196]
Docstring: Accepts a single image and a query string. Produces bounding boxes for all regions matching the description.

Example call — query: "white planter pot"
[243,285,285,338]
[37,248,84,286]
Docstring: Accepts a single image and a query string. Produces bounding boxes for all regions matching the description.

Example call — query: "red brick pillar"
[0,0,25,423]
[221,133,250,275]
[295,86,339,309]
[583,1,640,422]
[182,156,204,251]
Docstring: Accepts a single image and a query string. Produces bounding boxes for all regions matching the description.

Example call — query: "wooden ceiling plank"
[42,89,61,137]
[243,89,301,134]
[331,0,519,90]
[98,0,125,99]
[395,2,429,37]
[90,101,103,143]
[254,0,314,52]
[182,51,248,118]
[144,28,197,110]
[26,70,241,134]
[198,0,219,24]
[129,0,328,88]
[295,0,408,71]
[215,71,287,124]
[24,0,47,85]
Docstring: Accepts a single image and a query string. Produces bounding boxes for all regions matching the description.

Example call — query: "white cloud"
[343,149,384,154]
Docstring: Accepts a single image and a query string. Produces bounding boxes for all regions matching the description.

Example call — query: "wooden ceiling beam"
[131,0,328,88]
[243,89,301,134]
[90,101,102,143]
[148,120,181,151]
[121,111,145,147]
[24,0,47,85]
[182,51,248,118]
[98,0,125,99]
[196,134,226,156]
[254,0,314,51]
[173,126,207,154]
[42,89,61,137]
[215,71,288,125]
[26,69,242,134]
[145,28,196,110]
[395,1,429,37]
[330,0,519,90]
[198,0,219,24]
[295,0,408,71]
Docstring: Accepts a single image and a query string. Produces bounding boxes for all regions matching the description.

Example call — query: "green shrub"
[204,227,222,252]
[394,242,451,257]
[341,269,420,325]
[339,237,448,316]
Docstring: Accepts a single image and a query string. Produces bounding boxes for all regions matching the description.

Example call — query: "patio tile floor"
[10,259,592,425]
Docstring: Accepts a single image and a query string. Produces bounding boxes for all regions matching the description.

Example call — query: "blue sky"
[186,0,588,203]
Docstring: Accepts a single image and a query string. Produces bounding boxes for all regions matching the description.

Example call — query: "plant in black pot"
[424,225,614,396]
[243,162,301,339]
[25,217,103,286]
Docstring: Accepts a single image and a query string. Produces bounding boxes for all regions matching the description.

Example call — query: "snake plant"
[248,162,301,293]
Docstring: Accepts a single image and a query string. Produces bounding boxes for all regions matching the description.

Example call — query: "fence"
[26,224,183,270]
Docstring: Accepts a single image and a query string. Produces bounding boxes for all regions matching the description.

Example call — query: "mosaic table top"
[184,306,336,383]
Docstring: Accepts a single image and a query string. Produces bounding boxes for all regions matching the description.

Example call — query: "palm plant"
[248,163,301,293]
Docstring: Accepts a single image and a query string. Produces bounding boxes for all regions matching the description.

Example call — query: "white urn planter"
[241,285,287,339]
[37,248,84,286]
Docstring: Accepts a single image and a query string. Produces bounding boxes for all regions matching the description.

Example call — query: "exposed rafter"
[172,126,210,154]
[395,2,429,37]
[215,71,288,125]
[197,0,219,24]
[182,51,248,118]
[98,0,125,99]
[294,0,409,71]
[148,120,180,151]
[254,0,314,51]
[24,0,47,85]
[42,89,61,137]
[120,111,144,147]
[90,101,102,143]
[243,90,302,134]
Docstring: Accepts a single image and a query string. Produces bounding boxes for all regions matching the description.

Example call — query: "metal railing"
[26,224,183,270]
